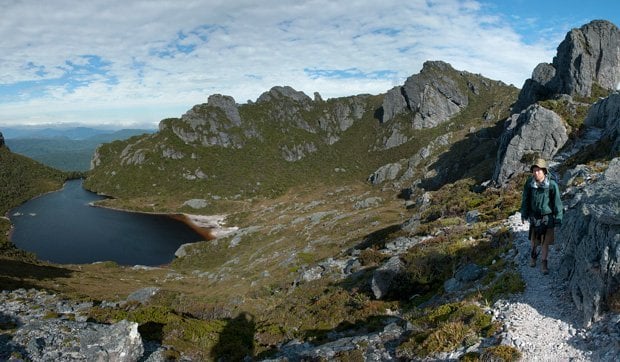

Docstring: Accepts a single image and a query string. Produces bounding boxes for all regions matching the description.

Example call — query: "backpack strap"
[548,179,556,214]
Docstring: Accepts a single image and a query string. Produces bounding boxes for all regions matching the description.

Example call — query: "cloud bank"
[0,0,579,126]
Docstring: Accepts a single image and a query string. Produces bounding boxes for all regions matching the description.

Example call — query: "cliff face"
[558,158,620,326]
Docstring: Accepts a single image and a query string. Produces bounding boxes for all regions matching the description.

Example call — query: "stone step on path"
[492,214,594,361]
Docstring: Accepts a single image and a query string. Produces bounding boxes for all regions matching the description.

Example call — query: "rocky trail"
[492,213,620,361]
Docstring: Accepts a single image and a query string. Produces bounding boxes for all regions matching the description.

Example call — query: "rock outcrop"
[513,20,620,113]
[316,96,367,145]
[368,162,402,185]
[381,61,468,128]
[0,289,144,361]
[493,105,568,184]
[558,158,620,326]
[0,131,5,148]
[162,94,251,149]
[583,91,620,155]
[494,20,620,185]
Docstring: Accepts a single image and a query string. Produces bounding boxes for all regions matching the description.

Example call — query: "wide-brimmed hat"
[530,158,548,172]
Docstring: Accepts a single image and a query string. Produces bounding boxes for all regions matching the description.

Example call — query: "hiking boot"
[542,260,549,275]
[529,258,536,267]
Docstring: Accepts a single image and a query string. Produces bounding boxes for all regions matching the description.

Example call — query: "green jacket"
[520,176,563,224]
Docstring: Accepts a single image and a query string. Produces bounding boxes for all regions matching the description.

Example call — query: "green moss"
[422,321,472,354]
[87,306,130,323]
[481,271,525,302]
[460,352,481,361]
[297,252,316,265]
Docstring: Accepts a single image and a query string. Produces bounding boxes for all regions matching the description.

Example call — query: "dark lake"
[9,179,204,266]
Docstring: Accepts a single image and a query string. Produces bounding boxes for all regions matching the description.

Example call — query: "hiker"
[520,158,563,274]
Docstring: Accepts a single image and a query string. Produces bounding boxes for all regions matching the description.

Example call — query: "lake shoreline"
[88,202,239,242]
[9,179,213,266]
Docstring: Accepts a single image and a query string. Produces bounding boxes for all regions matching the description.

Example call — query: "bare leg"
[529,238,537,267]
[541,243,549,261]
[541,241,549,274]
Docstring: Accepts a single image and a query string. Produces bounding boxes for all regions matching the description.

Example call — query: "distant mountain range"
[2,127,155,171]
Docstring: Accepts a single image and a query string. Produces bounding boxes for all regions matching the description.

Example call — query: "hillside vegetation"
[0,146,68,259]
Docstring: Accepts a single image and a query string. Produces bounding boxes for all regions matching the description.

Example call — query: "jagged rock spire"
[513,20,620,113]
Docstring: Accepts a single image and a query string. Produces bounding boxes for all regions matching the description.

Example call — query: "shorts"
[529,223,555,246]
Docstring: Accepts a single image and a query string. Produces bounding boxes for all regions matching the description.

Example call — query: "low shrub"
[359,248,387,266]
[480,345,522,361]
[398,301,497,359]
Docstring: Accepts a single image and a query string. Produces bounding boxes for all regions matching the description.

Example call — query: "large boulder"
[493,104,568,184]
[514,20,620,112]
[382,86,408,123]
[371,256,404,299]
[558,158,620,326]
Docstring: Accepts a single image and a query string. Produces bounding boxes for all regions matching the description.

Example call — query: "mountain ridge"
[84,60,518,203]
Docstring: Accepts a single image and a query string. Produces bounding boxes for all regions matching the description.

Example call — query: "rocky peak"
[381,60,469,128]
[514,20,620,112]
[256,86,313,104]
[0,131,4,148]
[206,94,242,126]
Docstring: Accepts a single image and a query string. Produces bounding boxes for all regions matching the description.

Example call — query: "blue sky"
[0,0,618,128]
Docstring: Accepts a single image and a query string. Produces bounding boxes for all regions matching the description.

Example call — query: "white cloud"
[0,0,577,126]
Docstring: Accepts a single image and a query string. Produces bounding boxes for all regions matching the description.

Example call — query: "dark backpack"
[547,169,560,185]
